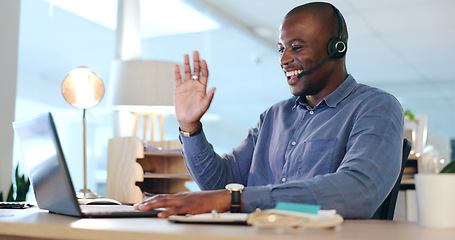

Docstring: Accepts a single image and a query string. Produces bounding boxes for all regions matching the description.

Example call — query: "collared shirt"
[180,75,404,219]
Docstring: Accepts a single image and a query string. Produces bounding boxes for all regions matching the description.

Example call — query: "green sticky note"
[275,202,321,214]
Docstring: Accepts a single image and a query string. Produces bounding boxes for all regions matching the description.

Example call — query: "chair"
[372,138,412,220]
[133,111,165,143]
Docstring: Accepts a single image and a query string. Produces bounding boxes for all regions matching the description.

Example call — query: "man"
[135,2,403,219]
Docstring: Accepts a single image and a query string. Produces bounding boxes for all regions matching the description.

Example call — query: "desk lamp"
[62,66,104,199]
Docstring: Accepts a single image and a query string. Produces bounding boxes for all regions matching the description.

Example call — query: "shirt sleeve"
[242,92,404,219]
[180,122,259,190]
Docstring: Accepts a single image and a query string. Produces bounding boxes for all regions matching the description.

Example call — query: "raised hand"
[174,51,216,133]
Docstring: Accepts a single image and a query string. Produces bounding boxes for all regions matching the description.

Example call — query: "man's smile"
[285,69,303,84]
[285,69,303,77]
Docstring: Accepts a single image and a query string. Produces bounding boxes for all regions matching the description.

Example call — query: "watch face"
[226,183,244,191]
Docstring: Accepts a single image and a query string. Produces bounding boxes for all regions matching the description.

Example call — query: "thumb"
[202,87,216,112]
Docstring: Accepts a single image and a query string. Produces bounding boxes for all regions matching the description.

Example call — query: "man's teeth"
[286,70,303,77]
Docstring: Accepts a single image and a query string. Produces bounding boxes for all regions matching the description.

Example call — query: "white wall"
[0,0,20,199]
[15,0,117,196]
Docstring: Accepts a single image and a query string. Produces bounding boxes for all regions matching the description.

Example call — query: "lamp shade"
[108,60,177,108]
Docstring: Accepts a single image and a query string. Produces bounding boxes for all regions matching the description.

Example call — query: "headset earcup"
[327,38,347,59]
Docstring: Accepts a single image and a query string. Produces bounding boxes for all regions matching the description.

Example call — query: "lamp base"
[76,188,100,199]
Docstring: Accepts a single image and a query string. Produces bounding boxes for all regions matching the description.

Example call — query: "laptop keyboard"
[80,204,139,213]
[0,202,34,209]
[79,204,161,217]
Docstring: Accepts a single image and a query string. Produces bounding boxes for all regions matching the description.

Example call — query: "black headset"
[327,5,347,59]
[296,4,348,77]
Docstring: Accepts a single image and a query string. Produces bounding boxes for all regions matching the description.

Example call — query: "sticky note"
[274,202,321,214]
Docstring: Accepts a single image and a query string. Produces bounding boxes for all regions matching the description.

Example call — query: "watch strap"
[179,123,202,137]
[230,190,242,213]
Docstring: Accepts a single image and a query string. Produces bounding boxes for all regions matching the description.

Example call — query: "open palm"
[174,51,216,132]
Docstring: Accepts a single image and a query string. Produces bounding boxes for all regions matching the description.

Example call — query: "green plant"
[0,164,30,202]
[404,109,415,120]
[440,161,455,173]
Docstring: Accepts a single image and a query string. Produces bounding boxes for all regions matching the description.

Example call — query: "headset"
[327,5,347,59]
[297,4,347,78]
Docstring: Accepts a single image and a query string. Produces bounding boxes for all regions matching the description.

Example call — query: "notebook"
[12,112,160,218]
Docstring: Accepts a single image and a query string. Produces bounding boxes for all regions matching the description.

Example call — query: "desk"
[1,207,454,240]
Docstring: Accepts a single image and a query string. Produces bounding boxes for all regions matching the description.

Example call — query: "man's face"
[278,12,334,97]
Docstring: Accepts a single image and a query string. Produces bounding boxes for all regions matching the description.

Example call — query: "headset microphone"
[296,50,337,78]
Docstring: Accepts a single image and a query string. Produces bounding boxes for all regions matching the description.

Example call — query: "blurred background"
[4,0,454,196]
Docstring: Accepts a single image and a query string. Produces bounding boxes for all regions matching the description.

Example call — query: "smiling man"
[135,2,404,219]
[279,3,348,106]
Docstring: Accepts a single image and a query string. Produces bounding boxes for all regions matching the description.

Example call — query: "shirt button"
[309,110,314,115]
[291,141,296,146]
[281,177,286,182]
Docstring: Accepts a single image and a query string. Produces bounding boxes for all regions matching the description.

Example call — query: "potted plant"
[0,164,30,202]
[440,161,455,173]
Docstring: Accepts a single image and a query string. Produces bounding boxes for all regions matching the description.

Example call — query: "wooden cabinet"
[106,136,192,204]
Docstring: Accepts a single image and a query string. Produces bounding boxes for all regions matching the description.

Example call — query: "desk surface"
[1,207,454,240]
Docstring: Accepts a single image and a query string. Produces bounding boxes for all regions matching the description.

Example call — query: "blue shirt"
[180,75,404,219]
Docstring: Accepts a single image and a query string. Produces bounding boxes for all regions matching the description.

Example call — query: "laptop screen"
[13,112,82,216]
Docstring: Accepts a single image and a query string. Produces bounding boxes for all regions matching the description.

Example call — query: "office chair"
[372,138,412,220]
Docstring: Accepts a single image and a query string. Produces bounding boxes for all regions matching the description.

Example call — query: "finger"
[200,59,209,86]
[155,206,190,218]
[183,54,191,80]
[156,202,207,218]
[202,87,216,111]
[136,195,184,211]
[134,201,164,211]
[192,51,200,77]
[174,64,182,86]
[157,211,171,218]
[133,194,168,208]
[157,206,185,218]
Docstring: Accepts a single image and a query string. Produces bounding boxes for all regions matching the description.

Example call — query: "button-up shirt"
[180,75,404,219]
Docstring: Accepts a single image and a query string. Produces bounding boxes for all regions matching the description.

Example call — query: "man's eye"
[292,46,303,51]
[278,48,284,53]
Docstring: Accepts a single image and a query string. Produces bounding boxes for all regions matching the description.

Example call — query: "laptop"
[12,112,160,218]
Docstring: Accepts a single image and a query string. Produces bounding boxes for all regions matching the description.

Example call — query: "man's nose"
[280,49,294,66]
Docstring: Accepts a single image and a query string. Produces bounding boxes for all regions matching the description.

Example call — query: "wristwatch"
[225,183,244,213]
[179,123,202,137]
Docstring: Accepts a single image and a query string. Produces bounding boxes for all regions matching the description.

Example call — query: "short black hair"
[285,2,348,43]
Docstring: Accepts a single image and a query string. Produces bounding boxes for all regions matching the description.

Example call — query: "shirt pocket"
[290,138,337,179]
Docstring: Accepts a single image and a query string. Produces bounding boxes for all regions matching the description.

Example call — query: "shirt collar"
[293,74,357,109]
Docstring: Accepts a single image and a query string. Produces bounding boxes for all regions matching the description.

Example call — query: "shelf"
[400,176,416,190]
[144,151,182,157]
[144,172,192,180]
[107,136,191,203]
[401,178,415,185]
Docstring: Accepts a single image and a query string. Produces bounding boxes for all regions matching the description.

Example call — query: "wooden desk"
[1,207,454,240]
